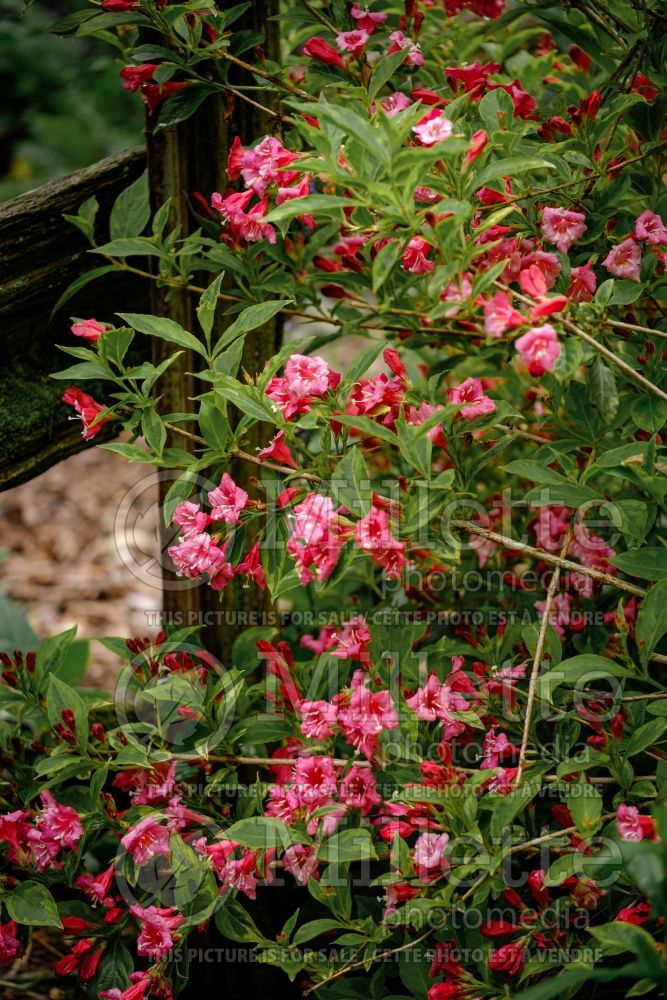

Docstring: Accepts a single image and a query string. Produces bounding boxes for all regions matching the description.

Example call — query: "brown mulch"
[0,445,162,689]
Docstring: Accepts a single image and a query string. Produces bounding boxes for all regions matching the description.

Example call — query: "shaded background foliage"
[0,0,142,201]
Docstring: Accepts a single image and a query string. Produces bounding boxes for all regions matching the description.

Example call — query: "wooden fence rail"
[0,147,149,490]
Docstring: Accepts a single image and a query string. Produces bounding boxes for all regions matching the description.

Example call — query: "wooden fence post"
[147,1,281,667]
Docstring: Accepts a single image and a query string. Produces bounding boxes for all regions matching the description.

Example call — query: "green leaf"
[6,882,62,928]
[331,447,372,516]
[372,239,401,294]
[47,674,89,746]
[93,238,163,259]
[632,396,667,434]
[313,102,391,168]
[212,300,290,358]
[51,360,113,380]
[198,394,229,452]
[170,833,219,924]
[141,408,167,457]
[565,780,603,835]
[50,266,117,318]
[504,460,566,485]
[332,413,397,445]
[196,272,225,344]
[215,898,268,943]
[491,776,541,839]
[524,482,601,507]
[625,719,667,758]
[95,939,133,995]
[224,817,304,849]
[157,83,213,129]
[262,195,358,225]
[342,341,385,387]
[215,378,277,423]
[109,171,150,240]
[610,549,667,582]
[369,49,410,101]
[117,312,207,356]
[292,919,348,945]
[469,156,556,191]
[588,357,619,424]
[317,827,378,863]
[636,579,667,667]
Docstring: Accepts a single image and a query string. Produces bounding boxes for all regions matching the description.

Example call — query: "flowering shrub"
[3,1,667,999]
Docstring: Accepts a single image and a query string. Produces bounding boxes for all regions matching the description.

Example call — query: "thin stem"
[505,813,616,855]
[515,524,574,786]
[163,422,322,481]
[478,146,665,212]
[221,50,313,101]
[609,319,667,341]
[452,519,647,598]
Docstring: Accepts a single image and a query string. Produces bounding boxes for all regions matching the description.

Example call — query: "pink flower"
[236,541,266,590]
[36,792,83,851]
[448,378,496,420]
[381,92,411,116]
[489,941,527,975]
[428,984,461,1000]
[301,627,338,657]
[257,430,298,468]
[303,37,347,69]
[287,493,345,585]
[172,501,209,536]
[616,804,654,841]
[481,726,518,768]
[464,129,488,166]
[603,238,642,281]
[568,263,597,302]
[520,250,561,291]
[339,765,382,814]
[130,904,183,959]
[62,387,111,440]
[635,210,667,246]
[355,506,407,579]
[71,318,109,342]
[120,64,157,92]
[336,29,370,55]
[533,506,570,553]
[75,865,115,908]
[406,402,447,447]
[413,831,449,871]
[406,673,447,722]
[0,922,20,967]
[300,700,338,740]
[413,110,454,145]
[402,236,435,273]
[211,190,276,246]
[338,676,399,757]
[292,756,338,807]
[330,615,371,662]
[283,844,319,883]
[515,324,561,376]
[168,531,231,582]
[541,207,587,253]
[483,292,524,338]
[388,30,424,67]
[228,135,299,196]
[121,816,171,866]
[208,473,249,523]
[286,354,332,396]
[351,4,387,31]
[266,355,338,419]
